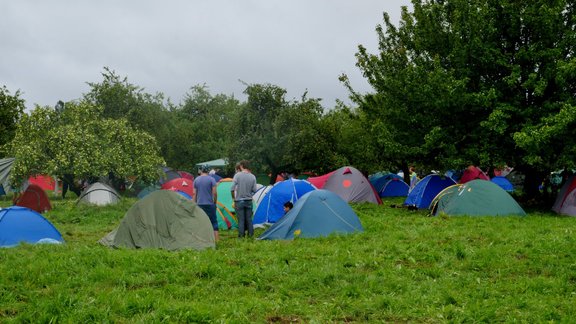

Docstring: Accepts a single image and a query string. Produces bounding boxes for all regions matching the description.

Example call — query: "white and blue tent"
[253,178,315,225]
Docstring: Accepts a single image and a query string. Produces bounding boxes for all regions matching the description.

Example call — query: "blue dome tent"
[404,174,456,209]
[0,206,64,247]
[253,178,315,225]
[259,190,363,240]
[491,176,514,192]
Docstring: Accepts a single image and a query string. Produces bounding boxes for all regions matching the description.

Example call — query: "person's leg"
[236,201,246,238]
[199,204,220,241]
[245,203,254,237]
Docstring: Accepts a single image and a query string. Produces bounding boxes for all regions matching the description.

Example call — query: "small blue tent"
[379,178,409,197]
[404,174,456,209]
[0,206,64,247]
[253,178,316,225]
[259,189,363,240]
[370,173,401,191]
[491,176,514,192]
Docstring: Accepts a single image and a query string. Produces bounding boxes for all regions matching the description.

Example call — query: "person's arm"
[212,185,217,203]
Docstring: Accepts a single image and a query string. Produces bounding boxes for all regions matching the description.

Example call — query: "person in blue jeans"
[231,160,257,238]
[194,165,219,241]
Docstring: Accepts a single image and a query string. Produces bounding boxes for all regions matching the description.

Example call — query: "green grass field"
[1,195,575,322]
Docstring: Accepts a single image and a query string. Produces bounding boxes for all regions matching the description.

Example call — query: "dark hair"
[283,201,293,209]
[239,160,250,170]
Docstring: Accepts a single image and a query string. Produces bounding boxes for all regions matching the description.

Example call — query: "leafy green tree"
[83,67,175,164]
[345,0,576,193]
[174,85,239,171]
[229,83,336,183]
[0,86,25,157]
[8,101,165,186]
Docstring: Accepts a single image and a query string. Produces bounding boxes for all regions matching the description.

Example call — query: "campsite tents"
[491,176,514,192]
[0,158,15,191]
[259,189,364,240]
[431,180,526,216]
[459,166,490,184]
[161,178,194,198]
[216,178,235,212]
[195,158,227,169]
[14,183,52,213]
[370,173,409,198]
[78,182,120,206]
[404,174,456,209]
[552,175,576,216]
[307,171,335,189]
[0,206,64,247]
[137,184,161,199]
[216,203,237,230]
[253,178,316,225]
[99,190,215,250]
[28,175,56,191]
[159,167,182,184]
[253,185,272,209]
[320,166,381,204]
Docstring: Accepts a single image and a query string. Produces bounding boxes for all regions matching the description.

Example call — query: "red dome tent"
[13,184,52,213]
[161,178,194,197]
[28,175,56,191]
[459,166,490,184]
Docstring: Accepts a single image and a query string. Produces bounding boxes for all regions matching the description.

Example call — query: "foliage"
[83,67,177,167]
[0,197,574,322]
[172,85,240,171]
[229,84,336,182]
[7,101,165,185]
[346,0,576,180]
[0,85,25,157]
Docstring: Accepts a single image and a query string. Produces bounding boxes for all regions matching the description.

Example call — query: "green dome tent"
[99,190,215,251]
[431,180,526,217]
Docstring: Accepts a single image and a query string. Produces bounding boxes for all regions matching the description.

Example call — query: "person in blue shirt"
[194,165,219,242]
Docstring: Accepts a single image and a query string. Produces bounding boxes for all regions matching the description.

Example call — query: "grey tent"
[0,158,16,192]
[99,190,215,251]
[77,182,120,206]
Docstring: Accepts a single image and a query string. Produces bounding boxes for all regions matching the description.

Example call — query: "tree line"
[1,0,574,201]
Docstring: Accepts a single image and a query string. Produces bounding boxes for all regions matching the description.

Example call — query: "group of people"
[193,160,296,241]
[193,160,258,241]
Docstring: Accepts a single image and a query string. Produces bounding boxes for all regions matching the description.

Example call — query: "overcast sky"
[1,1,411,111]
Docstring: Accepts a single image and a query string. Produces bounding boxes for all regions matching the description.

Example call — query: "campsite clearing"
[0,196,575,322]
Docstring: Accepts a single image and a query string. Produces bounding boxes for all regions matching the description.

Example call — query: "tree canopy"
[0,86,25,157]
[344,0,576,187]
[8,101,165,185]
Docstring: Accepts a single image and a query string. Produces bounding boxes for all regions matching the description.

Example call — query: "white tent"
[77,182,120,206]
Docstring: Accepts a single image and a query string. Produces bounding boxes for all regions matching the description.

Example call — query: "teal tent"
[259,189,363,240]
[431,180,526,216]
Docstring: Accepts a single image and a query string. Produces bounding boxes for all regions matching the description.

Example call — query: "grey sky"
[1,1,410,110]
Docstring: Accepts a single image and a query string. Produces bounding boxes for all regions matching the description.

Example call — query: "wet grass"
[1,196,575,322]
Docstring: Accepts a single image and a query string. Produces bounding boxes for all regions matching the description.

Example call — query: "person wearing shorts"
[193,165,219,241]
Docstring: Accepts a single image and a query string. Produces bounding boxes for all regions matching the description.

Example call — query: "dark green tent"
[99,190,215,251]
[431,180,526,217]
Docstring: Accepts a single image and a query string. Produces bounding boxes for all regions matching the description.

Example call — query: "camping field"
[1,195,575,322]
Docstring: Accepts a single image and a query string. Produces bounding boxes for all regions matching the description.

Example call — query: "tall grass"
[1,196,575,322]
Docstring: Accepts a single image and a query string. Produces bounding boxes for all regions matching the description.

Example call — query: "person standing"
[231,160,257,238]
[193,166,219,241]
